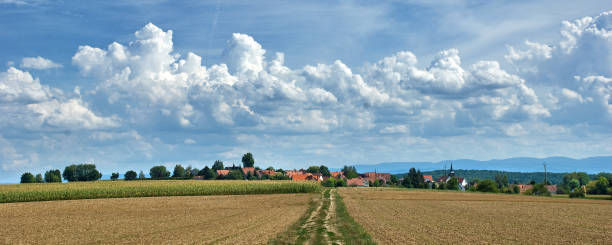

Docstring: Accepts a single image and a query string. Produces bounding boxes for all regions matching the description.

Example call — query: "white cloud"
[0,67,119,131]
[20,56,62,70]
[27,99,119,130]
[380,125,409,134]
[184,138,196,144]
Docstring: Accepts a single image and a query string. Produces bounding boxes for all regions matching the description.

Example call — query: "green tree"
[138,170,146,179]
[342,165,359,179]
[20,172,35,183]
[242,153,255,168]
[495,174,508,189]
[150,165,170,179]
[446,177,459,190]
[172,164,186,178]
[476,179,499,193]
[306,166,320,174]
[62,164,102,182]
[202,166,216,180]
[212,160,224,171]
[403,168,424,188]
[124,170,137,180]
[185,166,193,178]
[225,170,244,180]
[594,177,609,194]
[266,166,275,171]
[35,174,43,183]
[110,172,120,181]
[390,175,398,185]
[44,169,62,183]
[319,165,331,177]
[568,179,580,191]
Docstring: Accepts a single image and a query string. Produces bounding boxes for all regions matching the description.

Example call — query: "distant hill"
[353,156,612,174]
[395,170,605,185]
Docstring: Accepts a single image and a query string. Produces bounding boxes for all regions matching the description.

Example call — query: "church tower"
[449,163,455,177]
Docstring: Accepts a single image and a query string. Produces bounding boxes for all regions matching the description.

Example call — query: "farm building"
[514,184,558,194]
[361,172,391,184]
[347,177,369,187]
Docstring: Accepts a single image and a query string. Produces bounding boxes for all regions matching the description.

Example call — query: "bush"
[124,170,137,181]
[569,187,585,198]
[150,165,170,179]
[476,179,498,193]
[63,164,102,182]
[322,177,338,187]
[525,183,551,196]
[21,172,35,183]
[512,185,520,194]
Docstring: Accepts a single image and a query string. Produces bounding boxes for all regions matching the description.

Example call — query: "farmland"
[0,193,315,244]
[0,180,321,203]
[339,188,612,244]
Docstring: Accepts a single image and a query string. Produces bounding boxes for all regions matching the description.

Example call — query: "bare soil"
[339,188,612,244]
[0,194,314,244]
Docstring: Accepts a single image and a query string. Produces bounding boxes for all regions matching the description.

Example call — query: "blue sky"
[0,0,611,182]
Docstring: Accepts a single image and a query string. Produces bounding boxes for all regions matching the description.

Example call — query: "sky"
[0,0,611,182]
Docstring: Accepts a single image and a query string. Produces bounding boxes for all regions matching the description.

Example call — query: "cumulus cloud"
[0,67,118,131]
[3,10,611,182]
[506,11,611,127]
[69,22,557,138]
[20,56,62,70]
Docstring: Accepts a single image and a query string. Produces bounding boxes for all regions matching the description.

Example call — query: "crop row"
[0,180,321,203]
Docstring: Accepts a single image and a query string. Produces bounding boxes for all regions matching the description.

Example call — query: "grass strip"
[268,191,321,245]
[0,180,321,203]
[334,190,376,245]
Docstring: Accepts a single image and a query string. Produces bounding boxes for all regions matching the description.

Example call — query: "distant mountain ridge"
[353,156,612,174]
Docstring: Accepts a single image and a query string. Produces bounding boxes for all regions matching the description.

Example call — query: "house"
[192,175,204,180]
[285,170,306,177]
[436,164,468,190]
[260,170,276,176]
[216,170,230,176]
[241,167,255,176]
[423,175,433,183]
[361,172,391,184]
[347,177,368,187]
[330,172,344,179]
[291,173,322,182]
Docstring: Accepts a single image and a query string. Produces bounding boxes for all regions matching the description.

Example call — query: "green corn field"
[0,180,321,203]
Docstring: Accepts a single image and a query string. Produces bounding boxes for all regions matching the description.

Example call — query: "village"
[192,163,559,194]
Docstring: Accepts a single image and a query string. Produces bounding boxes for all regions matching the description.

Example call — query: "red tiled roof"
[291,173,321,181]
[423,175,433,182]
[362,172,391,182]
[347,178,366,186]
[216,170,230,176]
[330,172,344,178]
[260,170,276,175]
[241,167,255,176]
